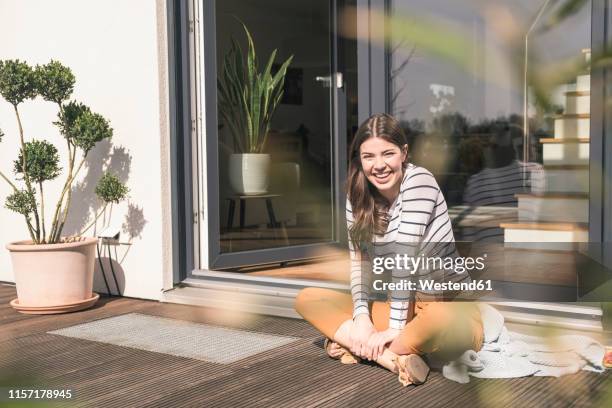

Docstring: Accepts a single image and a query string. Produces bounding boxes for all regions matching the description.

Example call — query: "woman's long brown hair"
[346,113,409,246]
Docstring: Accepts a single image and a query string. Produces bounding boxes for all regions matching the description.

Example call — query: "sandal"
[324,338,360,364]
[393,354,430,386]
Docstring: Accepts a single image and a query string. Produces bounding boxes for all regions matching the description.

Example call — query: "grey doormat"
[48,313,298,364]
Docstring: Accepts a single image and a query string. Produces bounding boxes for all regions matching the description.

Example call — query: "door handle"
[315,72,343,89]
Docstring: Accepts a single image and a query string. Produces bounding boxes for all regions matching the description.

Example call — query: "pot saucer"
[10,293,100,315]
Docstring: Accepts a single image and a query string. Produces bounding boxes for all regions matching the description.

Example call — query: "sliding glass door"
[385,0,599,303]
[200,0,351,269]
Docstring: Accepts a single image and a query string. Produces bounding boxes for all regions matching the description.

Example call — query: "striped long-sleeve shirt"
[347,163,469,329]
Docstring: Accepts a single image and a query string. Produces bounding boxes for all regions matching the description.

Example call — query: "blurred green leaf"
[350,3,603,114]
[539,0,590,33]
[367,8,476,75]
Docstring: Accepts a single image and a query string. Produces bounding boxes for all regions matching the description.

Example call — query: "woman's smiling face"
[359,136,407,199]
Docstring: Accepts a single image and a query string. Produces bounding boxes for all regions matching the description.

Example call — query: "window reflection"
[388,0,591,245]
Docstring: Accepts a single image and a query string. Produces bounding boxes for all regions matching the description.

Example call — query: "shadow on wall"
[93,203,147,297]
[61,138,145,237]
[122,203,147,240]
[59,138,148,296]
[94,246,126,296]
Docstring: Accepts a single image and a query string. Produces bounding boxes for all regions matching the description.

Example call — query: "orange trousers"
[295,287,483,358]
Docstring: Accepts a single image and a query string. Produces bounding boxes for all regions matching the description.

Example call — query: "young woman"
[295,113,483,386]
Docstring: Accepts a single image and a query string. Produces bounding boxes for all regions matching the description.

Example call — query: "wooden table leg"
[227,199,235,229]
[265,198,278,228]
[239,199,246,229]
[266,198,289,245]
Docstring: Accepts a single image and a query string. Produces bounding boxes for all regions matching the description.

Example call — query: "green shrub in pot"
[0,59,128,313]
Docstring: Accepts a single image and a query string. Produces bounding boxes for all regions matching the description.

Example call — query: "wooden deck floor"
[0,283,610,408]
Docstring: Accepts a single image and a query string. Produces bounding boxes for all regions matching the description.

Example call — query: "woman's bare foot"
[327,341,345,358]
[324,338,360,364]
[393,354,430,386]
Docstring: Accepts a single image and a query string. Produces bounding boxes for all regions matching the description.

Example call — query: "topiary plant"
[0,59,128,244]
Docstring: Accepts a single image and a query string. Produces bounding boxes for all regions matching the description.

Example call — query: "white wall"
[0,0,173,300]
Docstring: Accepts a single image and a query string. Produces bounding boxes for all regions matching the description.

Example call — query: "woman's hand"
[364,328,400,361]
[349,314,376,358]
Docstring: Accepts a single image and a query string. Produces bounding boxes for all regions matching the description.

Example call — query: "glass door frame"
[171,0,612,274]
[587,0,612,329]
[169,0,611,327]
[197,0,349,270]
[590,0,612,247]
[167,0,196,282]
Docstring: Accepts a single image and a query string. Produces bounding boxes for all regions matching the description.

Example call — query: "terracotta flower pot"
[6,237,99,314]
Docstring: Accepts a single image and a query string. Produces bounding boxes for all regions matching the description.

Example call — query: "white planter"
[229,153,271,195]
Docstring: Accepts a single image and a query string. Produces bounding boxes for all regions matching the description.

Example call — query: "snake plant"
[217,23,293,154]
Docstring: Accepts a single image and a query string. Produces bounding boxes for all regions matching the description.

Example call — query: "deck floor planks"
[0,284,609,407]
